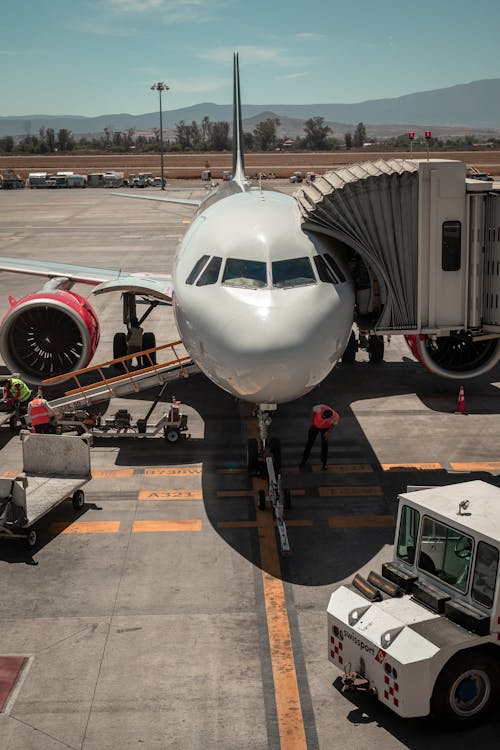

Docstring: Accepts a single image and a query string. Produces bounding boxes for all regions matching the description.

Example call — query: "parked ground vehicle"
[289,171,303,183]
[327,481,500,727]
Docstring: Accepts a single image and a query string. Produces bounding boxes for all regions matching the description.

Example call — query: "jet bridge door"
[481,193,500,327]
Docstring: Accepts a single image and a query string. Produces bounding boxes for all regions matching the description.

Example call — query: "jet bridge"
[295,159,500,379]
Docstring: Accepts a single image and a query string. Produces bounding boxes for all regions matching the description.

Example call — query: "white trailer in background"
[327,480,500,727]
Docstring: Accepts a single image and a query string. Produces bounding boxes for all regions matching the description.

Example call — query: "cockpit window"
[186,254,209,285]
[197,256,222,286]
[222,258,267,289]
[272,257,316,288]
[313,255,338,285]
[323,254,346,283]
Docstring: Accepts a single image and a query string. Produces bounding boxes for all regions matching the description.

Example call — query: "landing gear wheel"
[72,490,85,511]
[269,437,281,475]
[113,332,127,360]
[341,331,357,364]
[164,428,180,443]
[431,651,499,727]
[26,529,37,549]
[141,332,157,366]
[258,489,266,511]
[368,335,384,364]
[284,488,291,510]
[247,438,259,476]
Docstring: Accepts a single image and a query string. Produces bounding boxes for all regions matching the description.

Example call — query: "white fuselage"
[173,187,355,404]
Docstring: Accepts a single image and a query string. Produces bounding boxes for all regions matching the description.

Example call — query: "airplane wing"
[0,257,173,301]
[112,191,201,207]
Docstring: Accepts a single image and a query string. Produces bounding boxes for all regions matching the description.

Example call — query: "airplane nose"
[216,297,350,403]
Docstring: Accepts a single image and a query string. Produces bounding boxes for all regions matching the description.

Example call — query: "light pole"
[150,81,169,190]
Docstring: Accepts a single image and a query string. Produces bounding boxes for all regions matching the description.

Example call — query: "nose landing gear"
[247,405,291,556]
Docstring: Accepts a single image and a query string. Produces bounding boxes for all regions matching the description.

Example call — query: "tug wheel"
[431,650,499,727]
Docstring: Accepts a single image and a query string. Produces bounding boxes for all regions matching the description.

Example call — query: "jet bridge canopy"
[295,159,419,330]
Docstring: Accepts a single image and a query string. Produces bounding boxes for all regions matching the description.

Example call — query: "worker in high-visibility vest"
[27,388,55,434]
[299,404,339,470]
[0,375,32,424]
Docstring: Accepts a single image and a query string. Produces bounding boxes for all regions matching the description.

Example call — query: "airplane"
[0,54,498,445]
[0,54,354,416]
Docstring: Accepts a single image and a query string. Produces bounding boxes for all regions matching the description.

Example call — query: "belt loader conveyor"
[0,433,91,548]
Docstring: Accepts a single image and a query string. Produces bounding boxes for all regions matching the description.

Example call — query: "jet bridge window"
[186,254,209,285]
[396,505,420,565]
[272,257,316,289]
[471,542,499,609]
[442,221,462,271]
[418,517,473,593]
[222,258,267,289]
[196,256,222,286]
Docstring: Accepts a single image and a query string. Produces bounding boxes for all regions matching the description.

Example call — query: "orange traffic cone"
[456,385,466,414]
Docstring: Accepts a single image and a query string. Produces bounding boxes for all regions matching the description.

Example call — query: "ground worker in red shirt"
[27,388,55,434]
[299,404,339,470]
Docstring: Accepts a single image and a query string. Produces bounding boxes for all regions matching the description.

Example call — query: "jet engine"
[0,290,100,384]
[405,333,500,380]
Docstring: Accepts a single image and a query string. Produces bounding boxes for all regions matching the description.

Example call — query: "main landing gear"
[246,405,291,556]
[341,330,385,365]
[113,292,160,366]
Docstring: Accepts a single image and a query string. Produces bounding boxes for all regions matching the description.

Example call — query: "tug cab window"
[397,505,420,565]
[222,258,267,289]
[442,221,461,271]
[418,517,473,593]
[196,256,222,286]
[186,254,209,285]
[472,542,499,609]
[272,257,316,288]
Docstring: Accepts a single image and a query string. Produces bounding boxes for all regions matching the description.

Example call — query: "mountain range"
[1,78,499,138]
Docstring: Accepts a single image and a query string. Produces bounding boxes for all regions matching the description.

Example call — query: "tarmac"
[1,184,500,749]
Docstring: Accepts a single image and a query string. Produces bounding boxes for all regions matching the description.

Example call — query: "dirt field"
[1,149,500,180]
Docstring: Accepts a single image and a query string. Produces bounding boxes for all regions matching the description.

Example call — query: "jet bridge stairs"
[42,340,200,412]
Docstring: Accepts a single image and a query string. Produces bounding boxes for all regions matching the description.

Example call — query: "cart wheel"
[72,490,85,511]
[26,529,37,549]
[284,489,292,510]
[258,489,266,511]
[165,428,180,443]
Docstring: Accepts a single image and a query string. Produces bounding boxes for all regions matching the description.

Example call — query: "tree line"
[0,117,496,155]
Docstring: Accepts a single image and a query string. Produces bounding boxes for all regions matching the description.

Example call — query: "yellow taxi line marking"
[49,521,120,534]
[216,468,247,474]
[2,471,18,478]
[381,463,443,471]
[450,462,500,472]
[132,520,201,532]
[217,490,255,497]
[217,520,313,529]
[216,489,305,498]
[138,490,202,501]
[286,464,373,474]
[328,515,395,529]
[144,467,202,476]
[243,404,307,750]
[319,486,384,497]
[92,469,134,478]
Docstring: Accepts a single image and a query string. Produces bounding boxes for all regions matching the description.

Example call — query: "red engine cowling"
[405,333,500,379]
[0,290,100,384]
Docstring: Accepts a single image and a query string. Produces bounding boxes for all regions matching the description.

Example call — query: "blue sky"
[2,0,500,116]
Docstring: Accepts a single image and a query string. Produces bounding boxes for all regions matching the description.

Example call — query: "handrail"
[42,340,192,400]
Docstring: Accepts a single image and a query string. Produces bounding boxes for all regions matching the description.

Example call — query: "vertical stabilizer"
[232,52,246,185]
